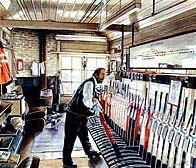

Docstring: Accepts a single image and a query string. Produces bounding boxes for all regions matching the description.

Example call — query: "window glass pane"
[62,82,72,94]
[97,59,106,68]
[61,55,107,95]
[61,70,71,81]
[72,57,82,69]
[86,70,94,78]
[72,70,82,82]
[87,58,97,70]
[72,83,81,94]
[62,57,71,68]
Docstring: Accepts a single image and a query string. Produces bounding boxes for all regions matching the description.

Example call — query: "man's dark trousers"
[63,111,91,165]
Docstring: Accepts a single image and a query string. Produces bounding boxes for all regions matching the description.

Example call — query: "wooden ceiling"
[0,0,139,30]
[0,0,195,41]
[0,0,133,22]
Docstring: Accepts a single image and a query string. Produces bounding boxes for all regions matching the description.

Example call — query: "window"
[60,54,106,95]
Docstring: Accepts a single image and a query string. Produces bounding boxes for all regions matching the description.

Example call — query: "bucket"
[40,89,53,106]
[41,96,53,106]
[40,89,53,97]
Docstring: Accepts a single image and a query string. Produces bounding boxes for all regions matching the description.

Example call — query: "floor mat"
[31,122,83,153]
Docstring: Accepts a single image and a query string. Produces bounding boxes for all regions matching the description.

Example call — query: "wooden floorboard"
[18,112,108,168]
[39,157,92,168]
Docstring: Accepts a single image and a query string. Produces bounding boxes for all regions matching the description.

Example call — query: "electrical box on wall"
[109,60,121,72]
[115,46,121,53]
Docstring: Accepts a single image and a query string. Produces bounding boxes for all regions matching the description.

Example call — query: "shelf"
[0,101,12,115]
[0,130,23,154]
[0,101,23,154]
[0,101,13,125]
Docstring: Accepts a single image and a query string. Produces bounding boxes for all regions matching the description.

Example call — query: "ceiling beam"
[129,11,140,31]
[106,24,139,32]
[0,19,99,31]
[99,0,141,31]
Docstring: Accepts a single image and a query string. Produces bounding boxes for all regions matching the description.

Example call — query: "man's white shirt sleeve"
[82,81,94,108]
[82,80,102,115]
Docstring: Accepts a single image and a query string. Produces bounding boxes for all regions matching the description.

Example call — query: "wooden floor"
[39,157,92,168]
[19,136,92,168]
[18,111,108,168]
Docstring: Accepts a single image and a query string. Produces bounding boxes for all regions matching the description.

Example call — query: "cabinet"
[0,100,23,165]
[0,153,20,168]
[2,95,26,115]
[0,101,12,125]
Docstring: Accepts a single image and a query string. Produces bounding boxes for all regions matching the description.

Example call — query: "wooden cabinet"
[0,101,12,125]
[2,95,26,115]
[0,101,23,156]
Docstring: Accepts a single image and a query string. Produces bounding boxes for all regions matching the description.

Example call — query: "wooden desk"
[0,154,20,168]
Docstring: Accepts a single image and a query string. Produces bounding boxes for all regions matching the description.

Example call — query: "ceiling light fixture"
[55,35,107,42]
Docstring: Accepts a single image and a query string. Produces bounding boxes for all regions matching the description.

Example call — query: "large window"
[129,32,196,69]
[61,54,107,95]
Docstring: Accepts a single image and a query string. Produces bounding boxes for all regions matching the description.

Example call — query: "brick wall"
[12,29,39,77]
[46,33,58,76]
[12,29,58,77]
[12,29,108,77]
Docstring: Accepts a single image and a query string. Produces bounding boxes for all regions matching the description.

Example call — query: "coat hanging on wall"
[0,48,11,84]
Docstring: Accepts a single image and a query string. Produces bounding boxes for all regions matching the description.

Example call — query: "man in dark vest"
[63,68,106,168]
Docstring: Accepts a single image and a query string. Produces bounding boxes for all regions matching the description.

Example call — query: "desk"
[0,102,22,167]
[0,154,20,168]
[2,95,25,115]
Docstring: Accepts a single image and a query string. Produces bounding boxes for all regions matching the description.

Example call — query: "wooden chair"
[17,155,40,168]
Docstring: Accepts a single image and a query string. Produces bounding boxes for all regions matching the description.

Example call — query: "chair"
[12,85,47,136]
[23,105,47,136]
[17,155,40,168]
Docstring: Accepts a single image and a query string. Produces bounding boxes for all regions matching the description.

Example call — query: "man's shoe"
[88,150,101,159]
[63,163,77,168]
